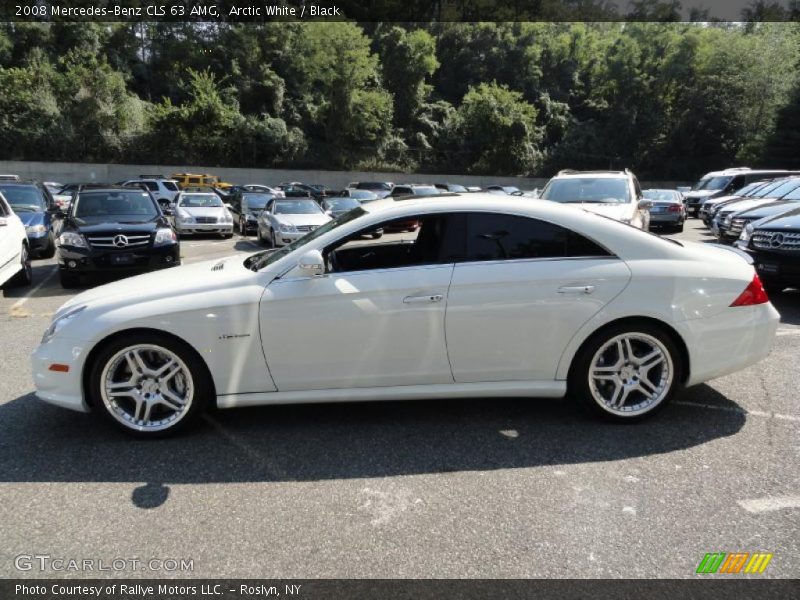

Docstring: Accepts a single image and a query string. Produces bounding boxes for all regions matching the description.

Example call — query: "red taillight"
[730,274,770,307]
[668,204,682,213]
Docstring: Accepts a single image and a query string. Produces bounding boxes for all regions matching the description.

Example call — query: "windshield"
[73,191,158,221]
[411,187,440,197]
[0,185,46,212]
[356,182,391,191]
[178,194,223,208]
[243,193,272,211]
[447,184,468,193]
[274,200,323,214]
[541,178,630,204]
[349,190,378,201]
[753,180,788,198]
[768,179,800,198]
[324,198,360,211]
[780,185,800,201]
[246,207,366,271]
[695,175,732,191]
[643,190,679,201]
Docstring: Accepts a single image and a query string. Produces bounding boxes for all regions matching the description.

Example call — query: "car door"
[0,194,21,285]
[259,213,461,391]
[445,212,631,383]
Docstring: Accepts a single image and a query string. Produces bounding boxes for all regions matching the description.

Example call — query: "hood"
[718,198,773,216]
[68,217,166,234]
[703,194,743,208]
[737,200,800,220]
[274,213,332,227]
[573,203,633,221]
[16,211,45,227]
[178,206,227,218]
[56,255,267,318]
[752,206,800,231]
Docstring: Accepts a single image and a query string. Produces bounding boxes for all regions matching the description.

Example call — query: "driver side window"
[324,213,464,274]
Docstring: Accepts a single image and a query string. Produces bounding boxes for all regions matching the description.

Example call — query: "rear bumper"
[649,213,683,225]
[676,303,780,387]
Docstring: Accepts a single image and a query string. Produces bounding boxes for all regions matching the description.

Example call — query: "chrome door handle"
[403,294,444,304]
[558,285,595,294]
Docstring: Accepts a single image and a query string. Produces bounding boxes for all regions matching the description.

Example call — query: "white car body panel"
[31,195,780,415]
[0,192,26,287]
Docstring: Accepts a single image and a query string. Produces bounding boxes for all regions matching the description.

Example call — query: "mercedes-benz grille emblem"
[769,233,784,249]
[113,234,129,248]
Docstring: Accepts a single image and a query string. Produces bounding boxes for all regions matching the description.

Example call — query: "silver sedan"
[172,192,234,237]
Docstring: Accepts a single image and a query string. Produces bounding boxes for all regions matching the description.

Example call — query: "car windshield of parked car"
[324,198,360,211]
[643,190,679,201]
[411,187,441,196]
[274,200,323,215]
[73,191,158,223]
[356,182,391,191]
[179,194,223,208]
[779,185,800,201]
[246,207,366,272]
[541,178,630,203]
[753,180,788,198]
[768,179,800,198]
[0,185,46,212]
[349,190,379,201]
[242,193,272,211]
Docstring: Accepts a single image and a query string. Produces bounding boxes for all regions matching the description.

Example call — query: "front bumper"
[58,243,180,274]
[275,230,307,246]
[738,247,800,287]
[176,222,233,235]
[31,336,91,412]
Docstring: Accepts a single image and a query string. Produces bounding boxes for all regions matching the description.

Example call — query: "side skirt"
[217,380,567,409]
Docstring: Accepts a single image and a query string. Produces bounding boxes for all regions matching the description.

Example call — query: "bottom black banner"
[2,579,799,600]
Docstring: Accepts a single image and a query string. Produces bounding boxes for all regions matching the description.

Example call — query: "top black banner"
[2,1,800,22]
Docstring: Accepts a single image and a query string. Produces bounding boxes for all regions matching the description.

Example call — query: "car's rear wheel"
[8,243,32,287]
[569,323,681,422]
[89,333,212,437]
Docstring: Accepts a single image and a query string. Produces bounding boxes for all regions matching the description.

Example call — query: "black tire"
[239,217,248,236]
[674,222,684,233]
[8,243,32,287]
[256,227,265,245]
[88,332,213,438]
[222,233,233,239]
[270,230,277,248]
[568,321,683,423]
[59,270,81,289]
[39,234,56,258]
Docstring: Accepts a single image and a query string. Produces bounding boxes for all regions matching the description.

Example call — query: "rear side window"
[142,181,158,191]
[465,213,610,262]
[163,182,179,191]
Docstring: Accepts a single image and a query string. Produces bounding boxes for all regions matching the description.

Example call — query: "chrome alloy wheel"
[588,333,673,416]
[100,344,194,432]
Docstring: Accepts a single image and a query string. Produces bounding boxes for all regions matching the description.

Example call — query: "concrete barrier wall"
[0,160,691,190]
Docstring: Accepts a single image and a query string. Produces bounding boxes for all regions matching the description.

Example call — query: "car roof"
[551,171,630,179]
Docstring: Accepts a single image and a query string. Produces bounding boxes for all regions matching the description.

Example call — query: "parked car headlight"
[723,215,732,226]
[740,223,754,242]
[176,209,193,223]
[154,228,177,246]
[41,305,87,343]
[25,224,47,235]
[58,231,88,248]
[221,211,233,223]
[279,223,297,233]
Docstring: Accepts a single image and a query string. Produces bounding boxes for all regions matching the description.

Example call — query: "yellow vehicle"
[171,173,234,190]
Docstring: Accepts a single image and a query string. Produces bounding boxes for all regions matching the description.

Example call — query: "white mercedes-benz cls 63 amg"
[32,195,779,436]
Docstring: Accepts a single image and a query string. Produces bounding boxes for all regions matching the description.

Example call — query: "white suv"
[539,169,651,230]
[0,191,32,288]
[121,178,181,209]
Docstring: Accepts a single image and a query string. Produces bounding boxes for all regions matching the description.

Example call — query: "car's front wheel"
[89,333,212,437]
[569,323,681,422]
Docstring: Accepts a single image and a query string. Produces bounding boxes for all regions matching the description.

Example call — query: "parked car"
[486,185,522,195]
[539,169,651,230]
[172,192,234,238]
[321,196,362,218]
[276,182,328,200]
[343,189,380,203]
[227,190,275,235]
[699,180,774,225]
[390,184,441,198]
[256,197,332,247]
[32,194,778,436]
[715,178,800,241]
[643,189,685,232]
[56,186,180,288]
[171,173,234,191]
[121,178,181,214]
[229,184,285,198]
[684,168,797,218]
[724,185,800,241]
[0,180,59,258]
[0,191,32,288]
[347,181,394,199]
[706,178,793,227]
[43,181,63,195]
[0,174,20,181]
[736,206,800,294]
[434,183,469,193]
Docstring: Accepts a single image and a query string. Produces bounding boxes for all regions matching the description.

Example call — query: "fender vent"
[211,261,225,271]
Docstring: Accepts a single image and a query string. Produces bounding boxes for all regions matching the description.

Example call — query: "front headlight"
[41,305,87,343]
[154,228,177,246]
[221,211,233,223]
[58,231,88,248]
[279,223,297,233]
[26,224,47,235]
[723,215,732,226]
[740,223,754,242]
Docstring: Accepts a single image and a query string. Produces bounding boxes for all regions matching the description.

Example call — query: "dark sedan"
[56,187,179,288]
[0,180,59,258]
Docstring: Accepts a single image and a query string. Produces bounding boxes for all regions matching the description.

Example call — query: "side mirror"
[638,199,653,210]
[298,249,325,277]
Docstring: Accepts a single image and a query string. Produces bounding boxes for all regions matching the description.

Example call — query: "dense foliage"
[0,21,798,179]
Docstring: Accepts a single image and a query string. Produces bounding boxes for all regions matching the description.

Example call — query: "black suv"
[735,206,800,293]
[57,186,180,287]
[227,189,275,235]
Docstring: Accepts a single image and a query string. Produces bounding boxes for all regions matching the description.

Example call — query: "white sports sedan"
[32,195,779,437]
[256,198,331,247]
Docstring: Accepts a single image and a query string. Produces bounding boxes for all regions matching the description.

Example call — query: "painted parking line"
[673,400,800,423]
[9,265,59,316]
[737,496,800,513]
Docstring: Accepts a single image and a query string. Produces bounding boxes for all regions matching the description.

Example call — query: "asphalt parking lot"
[0,220,798,578]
